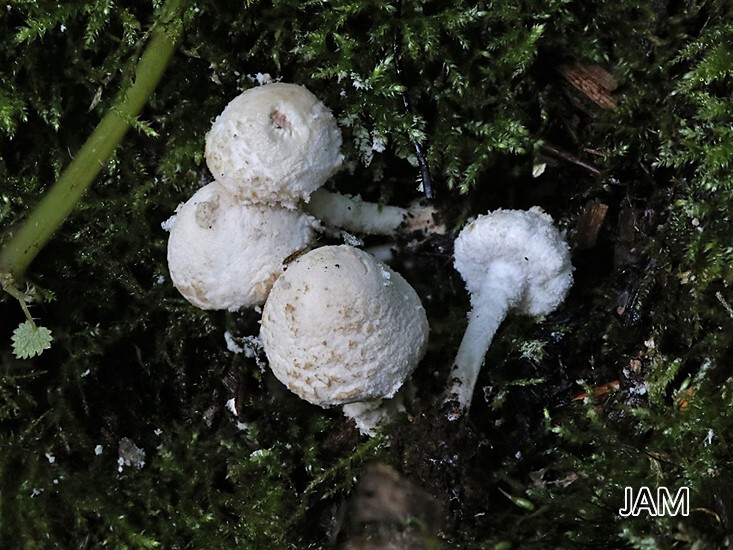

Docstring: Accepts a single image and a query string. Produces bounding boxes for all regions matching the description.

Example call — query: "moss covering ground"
[2,0,733,547]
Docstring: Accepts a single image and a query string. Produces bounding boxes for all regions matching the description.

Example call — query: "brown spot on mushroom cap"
[269,109,292,132]
[194,196,220,229]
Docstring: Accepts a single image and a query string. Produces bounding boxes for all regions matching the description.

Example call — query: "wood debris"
[574,200,609,249]
[559,64,618,109]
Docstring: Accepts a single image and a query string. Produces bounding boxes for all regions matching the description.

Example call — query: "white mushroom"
[205,82,344,207]
[205,82,442,236]
[165,181,319,311]
[444,208,573,420]
[260,245,429,433]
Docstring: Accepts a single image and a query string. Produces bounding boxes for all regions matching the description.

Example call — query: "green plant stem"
[0,274,35,327]
[0,0,185,283]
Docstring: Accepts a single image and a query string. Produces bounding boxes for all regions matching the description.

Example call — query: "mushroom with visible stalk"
[443,207,573,420]
[260,245,429,435]
[165,181,319,311]
[205,82,442,236]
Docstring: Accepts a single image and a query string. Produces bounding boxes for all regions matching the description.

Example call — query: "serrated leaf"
[11,320,53,359]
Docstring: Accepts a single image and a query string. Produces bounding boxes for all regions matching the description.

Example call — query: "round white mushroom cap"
[454,207,573,316]
[260,245,429,407]
[166,181,319,311]
[205,83,343,206]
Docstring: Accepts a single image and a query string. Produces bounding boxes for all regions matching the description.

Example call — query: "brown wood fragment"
[559,64,618,109]
[574,200,609,249]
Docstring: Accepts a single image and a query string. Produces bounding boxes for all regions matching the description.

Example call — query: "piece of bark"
[575,200,609,249]
[559,64,618,110]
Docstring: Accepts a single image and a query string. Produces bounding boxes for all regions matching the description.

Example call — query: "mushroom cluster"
[164,80,577,436]
[165,83,346,311]
[165,82,431,434]
[166,82,440,311]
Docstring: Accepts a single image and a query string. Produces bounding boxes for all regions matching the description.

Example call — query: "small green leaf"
[498,487,535,511]
[11,320,53,359]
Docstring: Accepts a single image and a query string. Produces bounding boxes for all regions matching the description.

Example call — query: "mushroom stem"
[304,188,407,236]
[444,263,523,420]
[342,381,415,436]
[304,188,443,236]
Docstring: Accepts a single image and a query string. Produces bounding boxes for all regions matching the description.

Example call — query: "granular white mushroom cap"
[260,245,429,407]
[444,207,573,418]
[454,207,573,316]
[166,181,319,311]
[205,83,343,206]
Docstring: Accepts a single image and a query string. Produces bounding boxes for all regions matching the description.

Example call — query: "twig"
[539,142,601,175]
